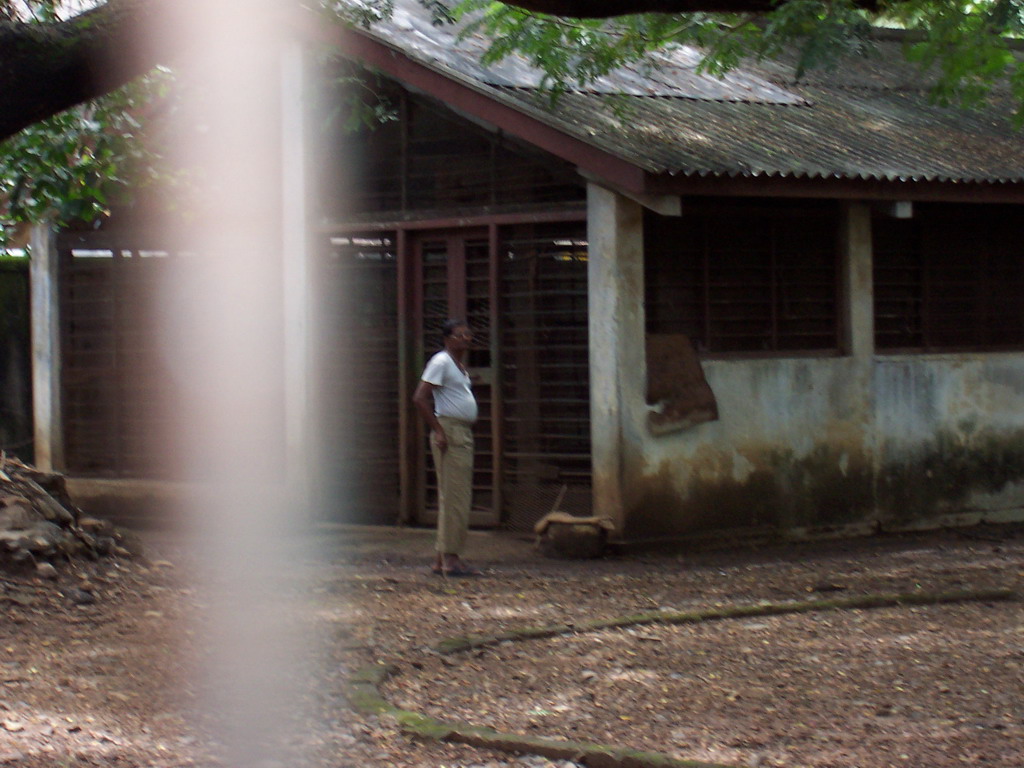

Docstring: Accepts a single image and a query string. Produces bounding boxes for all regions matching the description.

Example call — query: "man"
[412,319,481,576]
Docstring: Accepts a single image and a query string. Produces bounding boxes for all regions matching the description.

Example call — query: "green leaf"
[0,68,178,229]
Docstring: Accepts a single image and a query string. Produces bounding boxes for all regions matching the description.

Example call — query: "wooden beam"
[579,169,681,216]
[319,205,587,234]
[643,173,1024,204]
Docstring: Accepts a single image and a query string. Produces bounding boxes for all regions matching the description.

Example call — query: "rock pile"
[0,454,127,574]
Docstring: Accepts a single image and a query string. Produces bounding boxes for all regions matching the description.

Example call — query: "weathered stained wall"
[624,353,1024,541]
[593,193,1024,542]
[873,355,1024,526]
[625,356,877,540]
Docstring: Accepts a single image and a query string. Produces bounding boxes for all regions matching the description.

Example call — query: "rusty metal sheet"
[646,333,718,434]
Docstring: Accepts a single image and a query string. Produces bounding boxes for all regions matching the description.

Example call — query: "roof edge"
[299,12,654,195]
[869,26,1024,51]
[644,171,1024,203]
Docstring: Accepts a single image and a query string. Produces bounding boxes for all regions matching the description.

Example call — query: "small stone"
[60,538,85,556]
[2,720,25,732]
[94,536,115,555]
[0,502,33,531]
[2,590,35,607]
[36,562,59,580]
[78,517,110,534]
[23,521,63,551]
[64,587,96,606]
[33,492,74,525]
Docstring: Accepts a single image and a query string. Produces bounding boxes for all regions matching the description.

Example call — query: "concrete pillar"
[281,40,314,508]
[840,201,874,361]
[29,222,64,471]
[839,201,878,510]
[587,183,646,534]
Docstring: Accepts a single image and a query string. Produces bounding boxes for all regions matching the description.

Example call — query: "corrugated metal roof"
[377,0,805,103]
[358,0,1024,186]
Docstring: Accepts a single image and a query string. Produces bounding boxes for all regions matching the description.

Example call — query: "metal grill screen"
[499,226,591,531]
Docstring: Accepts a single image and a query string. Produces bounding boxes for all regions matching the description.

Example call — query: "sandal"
[442,564,482,577]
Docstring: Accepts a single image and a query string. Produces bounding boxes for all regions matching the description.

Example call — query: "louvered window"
[874,204,1024,351]
[644,202,840,355]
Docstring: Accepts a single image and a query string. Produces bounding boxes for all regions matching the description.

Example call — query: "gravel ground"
[2,522,1022,768]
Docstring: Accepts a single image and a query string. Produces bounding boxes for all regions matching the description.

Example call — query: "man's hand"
[432,428,448,453]
[413,381,446,451]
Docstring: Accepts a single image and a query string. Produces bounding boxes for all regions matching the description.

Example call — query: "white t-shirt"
[421,351,478,423]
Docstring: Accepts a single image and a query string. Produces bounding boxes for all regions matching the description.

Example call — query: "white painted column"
[840,201,879,511]
[587,183,646,534]
[29,222,64,472]
[281,40,315,510]
[841,201,874,361]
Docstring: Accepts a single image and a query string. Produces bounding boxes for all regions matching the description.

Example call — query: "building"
[35,2,1024,542]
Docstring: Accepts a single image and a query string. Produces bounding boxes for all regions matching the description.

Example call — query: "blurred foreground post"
[143,1,322,765]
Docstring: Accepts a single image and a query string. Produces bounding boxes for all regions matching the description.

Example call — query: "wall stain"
[877,429,1024,524]
[625,430,1024,540]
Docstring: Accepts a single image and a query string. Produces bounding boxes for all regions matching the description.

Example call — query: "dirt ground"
[1,521,1022,768]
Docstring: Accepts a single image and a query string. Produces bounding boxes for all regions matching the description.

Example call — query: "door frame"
[403,226,501,527]
[339,207,587,526]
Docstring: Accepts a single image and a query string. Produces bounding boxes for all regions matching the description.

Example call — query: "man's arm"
[412,381,447,452]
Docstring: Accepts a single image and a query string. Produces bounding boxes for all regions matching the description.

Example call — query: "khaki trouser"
[431,416,474,556]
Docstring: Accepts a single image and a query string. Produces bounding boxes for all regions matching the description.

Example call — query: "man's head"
[442,318,473,350]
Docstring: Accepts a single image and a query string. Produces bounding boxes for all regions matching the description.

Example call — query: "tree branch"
[0,0,165,141]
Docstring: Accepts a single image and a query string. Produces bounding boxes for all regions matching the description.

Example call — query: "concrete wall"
[625,354,1024,542]
[873,354,1024,527]
[588,186,1024,542]
[631,356,876,540]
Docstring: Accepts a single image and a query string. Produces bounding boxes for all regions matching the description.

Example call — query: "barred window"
[644,202,840,355]
[874,204,1024,351]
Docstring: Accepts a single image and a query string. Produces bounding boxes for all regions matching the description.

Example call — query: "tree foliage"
[0,0,166,233]
[0,70,173,233]
[448,0,1024,122]
[1,0,1022,234]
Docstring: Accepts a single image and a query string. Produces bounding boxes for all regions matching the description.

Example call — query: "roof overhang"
[305,16,650,193]
[300,13,1024,206]
[644,173,1024,204]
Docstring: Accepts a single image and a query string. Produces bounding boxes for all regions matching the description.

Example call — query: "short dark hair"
[442,318,467,339]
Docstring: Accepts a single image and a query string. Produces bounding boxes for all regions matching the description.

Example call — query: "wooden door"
[414,229,499,526]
